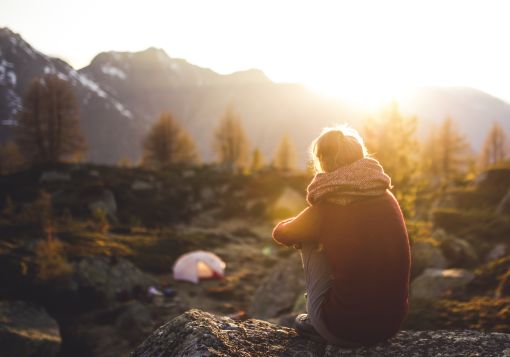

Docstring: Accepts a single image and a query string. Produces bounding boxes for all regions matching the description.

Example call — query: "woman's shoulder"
[314,191,405,224]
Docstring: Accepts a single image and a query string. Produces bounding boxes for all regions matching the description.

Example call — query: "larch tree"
[273,134,297,172]
[213,108,250,171]
[363,100,418,217]
[479,121,508,169]
[0,140,25,175]
[250,148,265,173]
[142,112,199,170]
[420,124,441,180]
[16,74,85,165]
[436,117,472,182]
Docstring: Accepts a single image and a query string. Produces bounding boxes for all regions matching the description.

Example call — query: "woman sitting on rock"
[272,125,411,346]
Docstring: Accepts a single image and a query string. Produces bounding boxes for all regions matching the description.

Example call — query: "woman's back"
[272,125,411,346]
[317,191,411,344]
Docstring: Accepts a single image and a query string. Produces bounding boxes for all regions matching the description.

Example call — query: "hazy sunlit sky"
[1,0,509,105]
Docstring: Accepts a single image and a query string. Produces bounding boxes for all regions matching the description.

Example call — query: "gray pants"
[300,242,357,346]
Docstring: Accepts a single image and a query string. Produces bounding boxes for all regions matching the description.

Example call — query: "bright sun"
[304,77,408,110]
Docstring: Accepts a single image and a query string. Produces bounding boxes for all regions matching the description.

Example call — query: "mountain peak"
[139,47,170,59]
[0,27,18,38]
[225,68,271,84]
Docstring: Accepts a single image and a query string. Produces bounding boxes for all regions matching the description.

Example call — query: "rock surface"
[132,309,510,357]
[271,187,307,217]
[411,240,448,277]
[410,268,475,301]
[496,188,510,215]
[39,171,71,182]
[71,256,157,307]
[439,235,479,267]
[486,243,508,262]
[0,300,61,357]
[88,188,117,220]
[248,254,305,319]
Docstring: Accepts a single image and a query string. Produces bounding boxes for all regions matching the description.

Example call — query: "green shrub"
[404,297,510,332]
[17,190,53,229]
[432,208,510,256]
[467,256,510,296]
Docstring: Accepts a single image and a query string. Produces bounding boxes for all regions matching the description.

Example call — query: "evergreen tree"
[142,112,199,169]
[479,121,508,169]
[16,75,85,164]
[213,108,250,171]
[273,134,297,171]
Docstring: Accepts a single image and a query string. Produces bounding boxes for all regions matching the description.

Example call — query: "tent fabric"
[173,251,226,284]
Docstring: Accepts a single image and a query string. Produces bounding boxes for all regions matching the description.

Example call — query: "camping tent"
[173,251,226,284]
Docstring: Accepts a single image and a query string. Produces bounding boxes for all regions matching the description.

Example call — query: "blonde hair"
[310,125,368,174]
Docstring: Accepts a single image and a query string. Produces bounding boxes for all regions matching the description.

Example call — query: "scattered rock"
[39,171,71,182]
[190,208,222,228]
[88,189,117,220]
[0,301,61,357]
[411,240,448,277]
[248,253,304,319]
[411,268,475,301]
[474,172,488,185]
[181,170,195,178]
[71,256,157,307]
[115,301,153,341]
[438,234,479,267]
[486,244,508,262]
[63,317,131,357]
[270,187,306,218]
[131,309,510,357]
[434,229,478,266]
[200,187,215,202]
[496,188,510,215]
[433,191,458,209]
[131,180,154,191]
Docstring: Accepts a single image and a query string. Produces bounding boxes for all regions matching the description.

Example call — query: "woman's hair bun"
[310,124,367,173]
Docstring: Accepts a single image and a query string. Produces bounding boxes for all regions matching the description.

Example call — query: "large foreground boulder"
[131,309,510,356]
[0,301,61,357]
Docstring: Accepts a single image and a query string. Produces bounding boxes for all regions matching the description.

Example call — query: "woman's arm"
[272,205,321,246]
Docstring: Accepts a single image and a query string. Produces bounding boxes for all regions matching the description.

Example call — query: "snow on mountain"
[0,27,142,162]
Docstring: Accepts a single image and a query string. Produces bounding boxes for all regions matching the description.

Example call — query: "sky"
[1,0,509,105]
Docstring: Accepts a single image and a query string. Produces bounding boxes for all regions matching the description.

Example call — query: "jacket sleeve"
[272,205,321,246]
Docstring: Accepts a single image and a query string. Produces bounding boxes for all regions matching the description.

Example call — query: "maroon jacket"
[273,191,410,345]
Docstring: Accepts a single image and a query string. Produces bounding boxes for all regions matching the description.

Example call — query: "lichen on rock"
[131,309,510,357]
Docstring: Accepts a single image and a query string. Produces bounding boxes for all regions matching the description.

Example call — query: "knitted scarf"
[306,157,392,206]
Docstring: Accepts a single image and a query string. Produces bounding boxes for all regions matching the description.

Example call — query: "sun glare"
[305,78,408,110]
